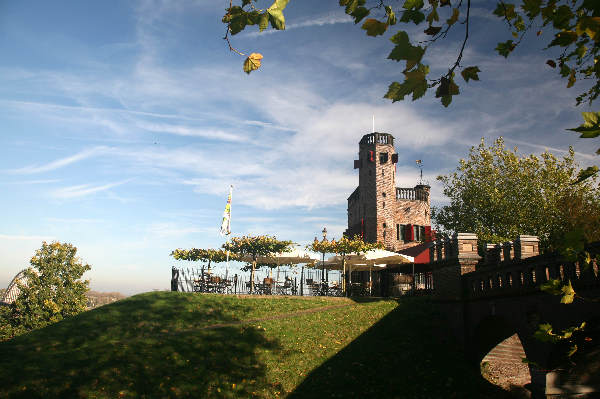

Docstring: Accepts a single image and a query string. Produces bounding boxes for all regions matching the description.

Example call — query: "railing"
[359,133,394,146]
[463,254,600,300]
[396,187,429,201]
[171,267,344,296]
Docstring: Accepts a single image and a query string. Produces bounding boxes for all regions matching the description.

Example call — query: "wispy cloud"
[45,217,105,224]
[0,234,54,241]
[51,179,131,199]
[136,122,250,142]
[3,179,61,185]
[145,222,211,239]
[244,13,353,37]
[8,147,108,175]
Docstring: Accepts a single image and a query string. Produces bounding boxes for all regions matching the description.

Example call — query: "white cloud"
[3,179,61,185]
[0,234,54,241]
[244,13,353,37]
[8,147,108,174]
[51,180,131,199]
[136,122,250,142]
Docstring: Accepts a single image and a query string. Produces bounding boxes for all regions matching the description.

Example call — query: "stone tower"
[347,132,431,251]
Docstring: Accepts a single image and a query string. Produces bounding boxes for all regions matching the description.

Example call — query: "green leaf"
[446,8,459,25]
[342,0,358,14]
[243,53,263,74]
[384,64,430,102]
[461,66,480,82]
[521,0,542,18]
[493,2,516,20]
[388,31,425,70]
[576,17,600,41]
[351,6,370,23]
[424,25,442,36]
[440,0,451,6]
[560,280,575,304]
[540,279,563,295]
[273,0,289,10]
[385,5,397,25]
[546,59,556,68]
[436,76,459,107]
[552,5,574,30]
[267,2,286,30]
[549,31,578,47]
[259,12,269,31]
[362,18,388,36]
[567,344,578,357]
[567,111,600,138]
[495,40,516,57]
[400,10,425,24]
[534,323,558,342]
[574,166,599,183]
[403,0,424,10]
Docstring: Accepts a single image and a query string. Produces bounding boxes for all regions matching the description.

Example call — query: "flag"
[220,185,232,236]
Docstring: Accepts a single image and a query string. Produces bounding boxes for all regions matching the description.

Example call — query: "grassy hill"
[0,292,511,398]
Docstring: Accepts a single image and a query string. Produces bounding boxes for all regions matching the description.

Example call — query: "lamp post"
[321,227,327,284]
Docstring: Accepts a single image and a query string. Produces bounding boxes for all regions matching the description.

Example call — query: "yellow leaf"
[243,53,263,74]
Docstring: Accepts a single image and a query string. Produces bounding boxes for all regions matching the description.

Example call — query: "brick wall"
[346,132,431,251]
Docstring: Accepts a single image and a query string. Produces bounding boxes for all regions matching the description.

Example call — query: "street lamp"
[321,227,327,284]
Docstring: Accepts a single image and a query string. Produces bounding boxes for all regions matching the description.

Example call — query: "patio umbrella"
[321,250,413,295]
[238,246,320,283]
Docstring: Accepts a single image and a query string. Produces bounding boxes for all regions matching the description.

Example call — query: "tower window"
[380,152,388,164]
[382,192,386,197]
[382,201,385,208]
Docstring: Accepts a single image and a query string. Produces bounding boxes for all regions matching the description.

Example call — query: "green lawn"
[0,292,511,398]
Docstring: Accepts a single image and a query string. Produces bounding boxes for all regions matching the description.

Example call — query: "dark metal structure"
[1,269,29,305]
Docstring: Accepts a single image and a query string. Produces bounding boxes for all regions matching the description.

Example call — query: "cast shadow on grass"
[0,292,281,398]
[289,297,514,399]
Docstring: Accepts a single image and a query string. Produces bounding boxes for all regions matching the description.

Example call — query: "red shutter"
[361,218,364,239]
[405,224,414,241]
[369,151,374,162]
[424,226,432,242]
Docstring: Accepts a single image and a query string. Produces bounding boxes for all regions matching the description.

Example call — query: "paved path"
[200,303,354,330]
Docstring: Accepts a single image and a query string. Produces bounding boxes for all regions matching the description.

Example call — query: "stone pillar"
[501,241,514,262]
[456,233,480,274]
[514,235,539,260]
[483,243,500,266]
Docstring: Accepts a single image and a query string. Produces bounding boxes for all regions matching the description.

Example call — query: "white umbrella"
[321,249,413,296]
[238,246,320,287]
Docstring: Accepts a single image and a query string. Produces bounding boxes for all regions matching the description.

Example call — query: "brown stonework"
[346,132,431,251]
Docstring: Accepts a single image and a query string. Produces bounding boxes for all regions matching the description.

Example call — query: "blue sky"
[1,0,597,294]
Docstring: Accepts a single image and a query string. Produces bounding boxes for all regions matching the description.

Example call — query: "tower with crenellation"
[346,132,431,251]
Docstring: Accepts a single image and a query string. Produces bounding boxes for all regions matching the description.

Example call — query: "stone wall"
[346,132,431,252]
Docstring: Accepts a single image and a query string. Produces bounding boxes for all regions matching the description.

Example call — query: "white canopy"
[319,249,413,270]
[239,246,320,265]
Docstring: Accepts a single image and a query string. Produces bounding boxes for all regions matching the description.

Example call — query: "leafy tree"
[0,241,90,341]
[222,235,294,293]
[222,0,600,107]
[222,1,600,178]
[325,236,384,295]
[433,137,600,251]
[171,248,238,270]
